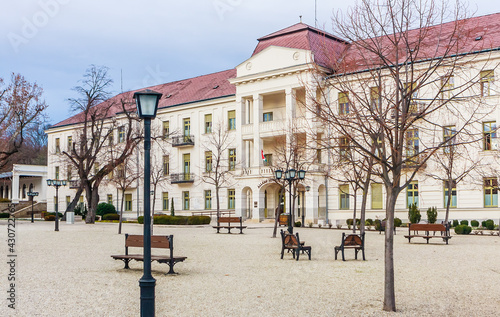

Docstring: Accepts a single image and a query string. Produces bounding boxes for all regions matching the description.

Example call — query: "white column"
[235,96,245,169]
[253,94,263,168]
[11,167,20,203]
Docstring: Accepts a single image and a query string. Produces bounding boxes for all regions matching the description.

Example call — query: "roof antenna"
[300,15,302,23]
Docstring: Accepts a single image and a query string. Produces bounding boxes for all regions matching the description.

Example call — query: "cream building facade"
[46,19,500,224]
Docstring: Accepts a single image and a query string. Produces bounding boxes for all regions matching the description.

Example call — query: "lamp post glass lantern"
[134,89,162,316]
[274,169,306,233]
[46,179,67,231]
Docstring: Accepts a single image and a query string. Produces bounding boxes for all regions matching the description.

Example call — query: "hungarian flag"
[261,150,266,162]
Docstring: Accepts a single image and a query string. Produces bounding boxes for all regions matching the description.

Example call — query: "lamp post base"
[139,277,156,316]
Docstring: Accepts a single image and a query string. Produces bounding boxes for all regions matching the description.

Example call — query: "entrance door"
[264,190,268,218]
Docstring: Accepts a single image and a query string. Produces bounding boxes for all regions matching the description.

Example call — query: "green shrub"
[138,216,144,224]
[471,220,479,227]
[460,220,468,226]
[44,215,56,221]
[96,203,116,216]
[365,218,373,225]
[187,216,211,225]
[374,219,382,231]
[346,218,360,226]
[408,204,421,224]
[454,224,472,235]
[103,213,120,221]
[0,212,10,218]
[484,219,495,230]
[452,219,459,227]
[426,207,438,224]
[394,218,402,227]
[48,212,63,218]
[294,221,302,227]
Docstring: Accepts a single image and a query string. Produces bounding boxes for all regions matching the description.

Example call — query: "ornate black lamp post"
[275,169,306,233]
[134,89,162,316]
[46,179,67,231]
[27,191,39,223]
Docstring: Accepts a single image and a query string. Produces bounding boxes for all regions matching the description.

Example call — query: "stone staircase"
[1,201,47,218]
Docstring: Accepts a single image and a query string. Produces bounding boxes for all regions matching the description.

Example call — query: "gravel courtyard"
[1,220,499,317]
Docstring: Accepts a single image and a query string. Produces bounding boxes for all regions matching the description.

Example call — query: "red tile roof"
[51,69,236,128]
[253,23,348,68]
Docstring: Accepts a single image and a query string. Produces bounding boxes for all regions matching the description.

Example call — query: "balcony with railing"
[172,135,195,147]
[170,173,195,184]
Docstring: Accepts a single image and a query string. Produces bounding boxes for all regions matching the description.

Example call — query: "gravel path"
[1,220,499,316]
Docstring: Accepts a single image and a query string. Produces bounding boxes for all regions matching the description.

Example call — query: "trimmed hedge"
[294,221,302,227]
[471,220,479,227]
[44,215,56,221]
[346,218,360,226]
[103,213,120,221]
[452,219,459,227]
[454,224,472,234]
[365,218,373,226]
[138,215,210,225]
[0,212,10,218]
[460,220,468,226]
[483,219,495,230]
[96,203,116,216]
[394,217,402,227]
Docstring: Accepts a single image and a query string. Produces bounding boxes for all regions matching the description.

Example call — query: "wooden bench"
[111,234,187,274]
[278,213,289,226]
[334,232,365,261]
[280,230,311,261]
[212,216,246,234]
[404,223,451,244]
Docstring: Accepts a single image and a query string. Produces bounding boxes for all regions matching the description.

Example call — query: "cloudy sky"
[2,0,499,125]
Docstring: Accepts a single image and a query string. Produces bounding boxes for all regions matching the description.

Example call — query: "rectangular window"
[67,136,72,151]
[263,112,273,122]
[107,194,113,205]
[370,86,381,112]
[116,164,125,178]
[125,194,132,211]
[441,75,454,99]
[205,151,212,172]
[228,189,235,209]
[263,154,272,166]
[406,129,419,163]
[205,190,212,210]
[405,82,419,114]
[407,181,419,207]
[338,92,349,115]
[183,191,190,210]
[228,148,236,171]
[183,118,191,137]
[371,183,383,209]
[163,155,170,176]
[483,121,496,150]
[480,70,494,97]
[66,165,72,181]
[316,149,322,163]
[204,114,212,133]
[443,126,456,153]
[118,126,125,143]
[163,121,170,139]
[55,166,59,180]
[183,153,191,177]
[339,136,350,161]
[55,138,60,154]
[484,178,498,207]
[443,180,457,208]
[228,110,236,130]
[162,192,169,211]
[339,185,349,209]
[66,196,71,209]
[79,195,84,210]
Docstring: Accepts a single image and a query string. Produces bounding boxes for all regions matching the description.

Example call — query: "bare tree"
[309,0,489,311]
[200,121,235,226]
[61,65,142,223]
[0,73,48,171]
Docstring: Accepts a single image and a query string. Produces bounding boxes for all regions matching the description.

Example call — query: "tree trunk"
[216,187,220,227]
[444,179,453,225]
[64,186,84,220]
[383,189,397,312]
[359,188,368,235]
[352,190,357,234]
[118,190,125,234]
[85,186,99,224]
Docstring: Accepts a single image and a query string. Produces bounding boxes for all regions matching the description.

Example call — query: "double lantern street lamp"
[27,191,39,223]
[133,89,162,317]
[274,169,306,234]
[46,179,67,231]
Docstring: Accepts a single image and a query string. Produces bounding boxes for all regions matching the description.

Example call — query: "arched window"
[22,184,27,199]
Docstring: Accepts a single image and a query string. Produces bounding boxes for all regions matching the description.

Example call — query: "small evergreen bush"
[0,212,10,218]
[454,224,472,234]
[96,203,116,216]
[394,217,402,227]
[452,219,459,227]
[346,218,360,226]
[484,219,495,230]
[365,218,373,225]
[374,219,382,231]
[187,216,211,225]
[103,213,120,221]
[471,220,479,227]
[294,221,302,227]
[408,204,421,224]
[460,220,468,226]
[426,207,438,224]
